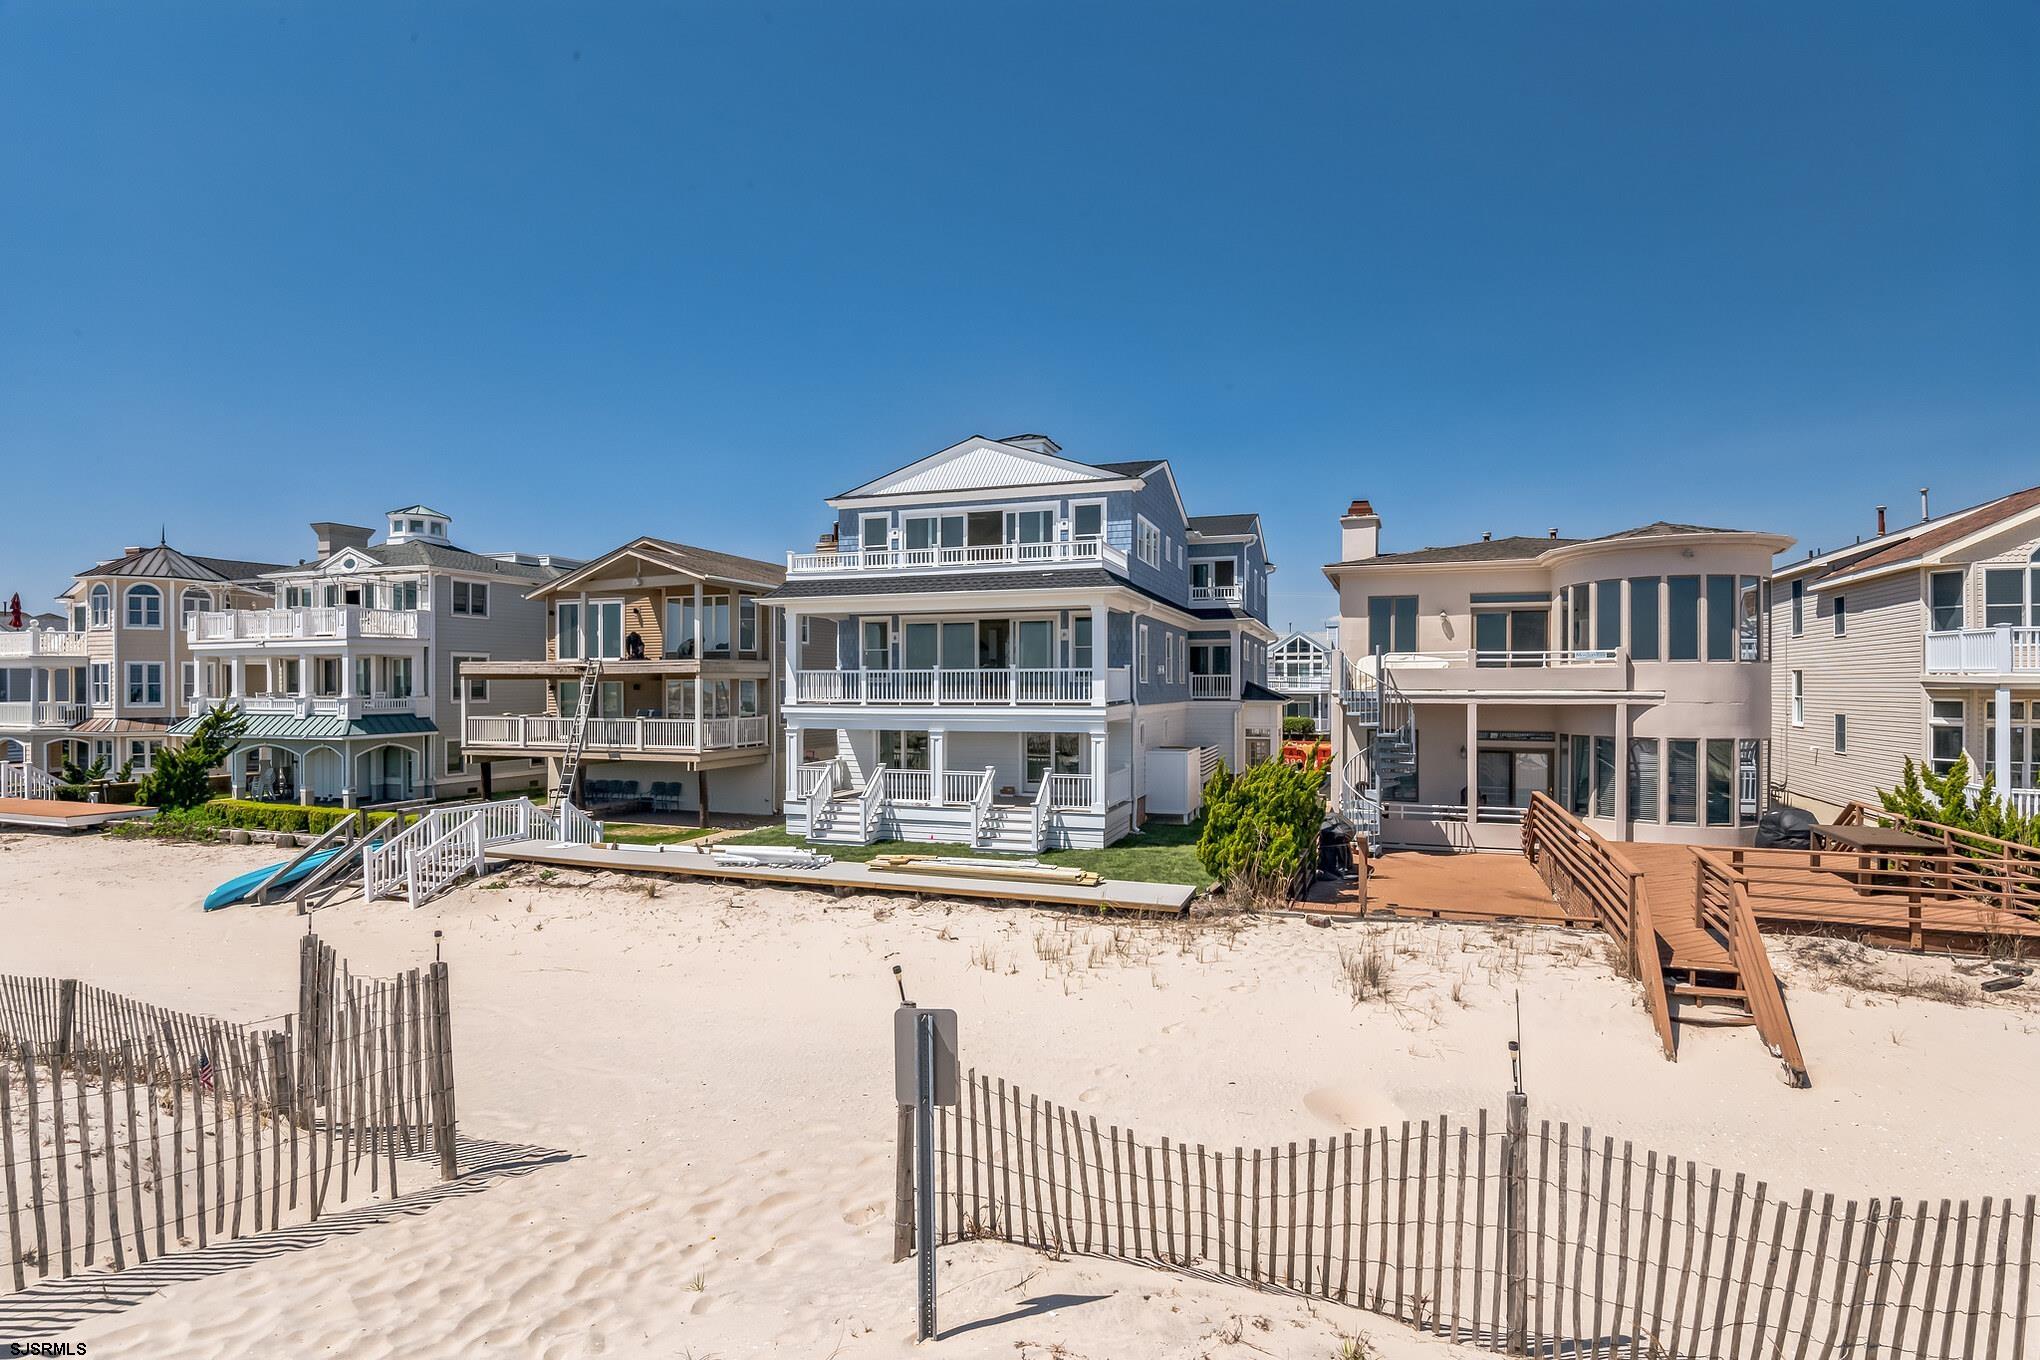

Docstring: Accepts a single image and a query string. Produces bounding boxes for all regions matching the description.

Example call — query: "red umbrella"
[7,594,20,630]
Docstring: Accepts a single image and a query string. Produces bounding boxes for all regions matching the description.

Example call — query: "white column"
[1090,602,1106,700]
[297,653,313,697]
[930,728,946,801]
[1090,731,1107,813]
[1465,702,1479,832]
[1614,702,1631,834]
[1996,686,2014,791]
[785,725,801,798]
[693,581,704,660]
[340,652,357,699]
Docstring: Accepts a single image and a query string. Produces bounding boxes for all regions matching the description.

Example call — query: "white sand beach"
[5,831,2036,1359]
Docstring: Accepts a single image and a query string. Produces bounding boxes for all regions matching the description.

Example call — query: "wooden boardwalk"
[1617,842,1735,976]
[0,797,156,832]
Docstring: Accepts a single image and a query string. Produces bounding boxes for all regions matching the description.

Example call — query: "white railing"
[407,816,483,909]
[1045,772,1094,811]
[0,762,63,799]
[464,713,769,753]
[942,769,989,806]
[0,701,89,729]
[219,692,417,719]
[549,801,603,845]
[1189,674,1234,700]
[1107,766,1133,809]
[857,765,888,841]
[791,666,1115,707]
[366,803,476,901]
[880,768,934,805]
[1031,776,1053,846]
[970,769,997,846]
[1467,648,1621,668]
[0,630,88,659]
[1189,584,1244,604]
[188,606,425,644]
[1271,666,1330,691]
[1924,627,2040,675]
[795,758,847,800]
[787,537,1127,575]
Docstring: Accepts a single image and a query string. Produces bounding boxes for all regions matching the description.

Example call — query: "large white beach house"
[767,434,1283,850]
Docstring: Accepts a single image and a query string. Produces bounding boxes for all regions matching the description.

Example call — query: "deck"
[0,797,157,831]
[489,839,1196,914]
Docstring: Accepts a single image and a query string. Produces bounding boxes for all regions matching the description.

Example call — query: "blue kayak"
[204,845,354,911]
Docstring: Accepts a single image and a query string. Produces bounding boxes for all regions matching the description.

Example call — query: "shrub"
[137,703,248,811]
[107,806,228,842]
[1196,758,1327,902]
[1878,754,2040,848]
[1282,714,1318,739]
[203,798,399,835]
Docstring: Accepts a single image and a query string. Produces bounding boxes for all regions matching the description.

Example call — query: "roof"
[75,716,175,735]
[168,712,438,739]
[280,539,563,582]
[1240,680,1289,704]
[1328,522,1761,569]
[1089,459,1165,478]
[76,544,286,583]
[834,436,1130,501]
[1188,514,1261,538]
[386,504,452,518]
[1790,484,2040,586]
[1274,630,1331,652]
[535,537,786,597]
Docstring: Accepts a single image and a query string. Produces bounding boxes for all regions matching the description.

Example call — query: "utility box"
[1143,746,1208,821]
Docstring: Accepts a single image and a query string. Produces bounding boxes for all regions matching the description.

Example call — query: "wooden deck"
[0,797,157,831]
[1618,842,1734,977]
[1304,848,1589,925]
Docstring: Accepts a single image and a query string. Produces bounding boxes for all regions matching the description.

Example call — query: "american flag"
[196,1052,215,1092]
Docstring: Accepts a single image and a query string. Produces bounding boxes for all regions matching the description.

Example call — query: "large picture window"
[1367,595,1417,654]
[1667,740,1699,824]
[1705,739,1735,826]
[1594,581,1621,653]
[1628,578,1660,661]
[125,584,162,628]
[1929,700,1965,775]
[1929,571,1964,631]
[1705,575,1736,661]
[1628,739,1659,823]
[1667,577,1700,660]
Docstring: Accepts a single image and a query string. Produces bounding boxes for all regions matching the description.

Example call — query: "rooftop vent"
[1000,433,1062,456]
[1547,528,1559,540]
[1481,531,1492,542]
[1876,505,1887,536]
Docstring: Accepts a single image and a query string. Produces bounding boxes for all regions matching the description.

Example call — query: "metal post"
[915,1009,938,1342]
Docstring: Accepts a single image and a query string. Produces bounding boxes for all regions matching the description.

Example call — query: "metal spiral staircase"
[1335,651,1413,846]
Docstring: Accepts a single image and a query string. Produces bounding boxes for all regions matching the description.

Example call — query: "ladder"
[552,657,603,804]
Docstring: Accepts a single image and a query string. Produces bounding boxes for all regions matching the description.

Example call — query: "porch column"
[1465,701,1479,831]
[1614,701,1631,834]
[1996,686,2014,791]
[930,728,946,802]
[693,581,704,660]
[297,653,313,697]
[1090,731,1107,813]
[340,652,356,699]
[1090,602,1106,701]
[785,725,801,797]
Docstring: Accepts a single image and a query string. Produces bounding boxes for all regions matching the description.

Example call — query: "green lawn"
[601,822,722,846]
[720,819,1212,890]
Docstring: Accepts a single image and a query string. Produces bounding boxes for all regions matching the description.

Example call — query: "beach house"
[766,433,1282,850]
[454,536,791,820]
[1270,629,1335,734]
[176,506,572,806]
[1325,500,1792,850]
[1768,484,2040,820]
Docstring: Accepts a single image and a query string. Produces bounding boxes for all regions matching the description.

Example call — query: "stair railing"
[969,767,997,847]
[1030,774,1054,850]
[857,764,888,842]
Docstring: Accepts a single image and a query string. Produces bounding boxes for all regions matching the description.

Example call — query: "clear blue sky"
[3,2,2034,631]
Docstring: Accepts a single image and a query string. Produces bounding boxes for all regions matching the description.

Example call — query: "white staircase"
[806,763,882,845]
[364,796,604,907]
[0,762,61,800]
[551,657,603,804]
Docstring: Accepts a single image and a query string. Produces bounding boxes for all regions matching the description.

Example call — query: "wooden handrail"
[1693,851,1809,1086]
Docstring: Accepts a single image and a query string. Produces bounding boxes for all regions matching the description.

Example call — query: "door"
[861,620,891,671]
[1016,620,1054,670]
[1512,751,1550,808]
[589,600,625,658]
[1022,733,1081,791]
[903,622,939,670]
[978,619,1010,669]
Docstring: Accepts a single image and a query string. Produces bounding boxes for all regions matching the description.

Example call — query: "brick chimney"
[1340,499,1381,561]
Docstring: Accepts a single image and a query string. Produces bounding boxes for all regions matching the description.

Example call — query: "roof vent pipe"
[1876,505,1886,535]
[1920,487,1930,522]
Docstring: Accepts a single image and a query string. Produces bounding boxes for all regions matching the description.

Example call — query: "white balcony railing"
[1189,584,1244,604]
[1189,673,1235,700]
[1924,627,2040,675]
[1044,772,1095,810]
[1271,667,1330,691]
[187,607,427,645]
[787,537,1128,576]
[0,701,89,729]
[790,666,1125,707]
[206,692,418,720]
[0,630,88,659]
[463,713,769,754]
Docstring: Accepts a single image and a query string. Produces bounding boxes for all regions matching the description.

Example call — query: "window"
[181,662,195,703]
[1790,579,1804,636]
[125,584,162,628]
[1834,713,1847,753]
[1667,740,1699,824]
[1024,732,1081,785]
[859,514,890,551]
[587,600,624,659]
[1705,575,1736,660]
[1071,502,1104,540]
[1705,739,1734,826]
[1833,595,1846,636]
[877,729,929,770]
[90,664,110,705]
[1628,738,1659,822]
[1984,568,2028,628]
[862,620,891,671]
[390,579,420,610]
[903,514,963,552]
[701,594,732,655]
[1667,577,1700,660]
[556,602,581,660]
[181,588,211,624]
[737,679,760,717]
[1929,700,1965,775]
[739,597,758,654]
[1628,578,1660,661]
[1009,509,1054,546]
[1594,580,1622,653]
[1984,699,2034,788]
[1137,623,1150,678]
[1593,737,1616,818]
[1366,596,1418,654]
[1929,571,1964,631]
[1072,616,1093,671]
[455,655,489,703]
[451,580,489,616]
[126,740,157,773]
[1738,577,1761,661]
[88,584,110,628]
[1791,670,1804,726]
[1568,735,1592,816]
[665,598,694,658]
[126,662,163,706]
[799,617,811,646]
[1135,516,1162,569]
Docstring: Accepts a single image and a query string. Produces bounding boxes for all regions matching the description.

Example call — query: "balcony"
[1925,627,2040,676]
[1373,647,1633,696]
[1189,584,1244,605]
[786,537,1128,577]
[187,607,428,645]
[790,666,1130,707]
[204,693,419,720]
[1271,666,1330,693]
[464,714,770,755]
[0,630,88,659]
[1189,673,1235,700]
[0,701,89,730]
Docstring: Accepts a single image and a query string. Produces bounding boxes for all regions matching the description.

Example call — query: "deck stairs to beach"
[551,656,603,804]
[362,797,603,906]
[0,761,61,800]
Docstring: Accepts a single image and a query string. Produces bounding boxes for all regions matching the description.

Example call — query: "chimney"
[122,546,143,557]
[813,525,839,555]
[1481,531,1492,542]
[1919,487,1930,522]
[1875,505,1887,536]
[311,521,375,559]
[1547,527,1559,540]
[1339,499,1381,561]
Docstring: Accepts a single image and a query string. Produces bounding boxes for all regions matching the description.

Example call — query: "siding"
[1774,570,1922,812]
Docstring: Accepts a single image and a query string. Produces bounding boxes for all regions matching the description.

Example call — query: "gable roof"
[1274,630,1331,654]
[271,538,564,583]
[533,537,786,598]
[833,436,1126,502]
[1786,484,2040,588]
[75,544,286,583]
[1328,522,1769,570]
[1189,513,1261,538]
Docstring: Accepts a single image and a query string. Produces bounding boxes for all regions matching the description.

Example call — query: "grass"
[719,818,1214,890]
[601,822,723,847]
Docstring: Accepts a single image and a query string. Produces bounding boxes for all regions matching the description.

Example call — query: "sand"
[3,831,2036,1359]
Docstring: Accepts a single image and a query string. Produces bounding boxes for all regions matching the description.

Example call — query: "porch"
[790,666,1129,707]
[463,713,771,756]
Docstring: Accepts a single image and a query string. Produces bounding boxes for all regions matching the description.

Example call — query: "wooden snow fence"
[0,933,457,1294]
[910,1074,2038,1357]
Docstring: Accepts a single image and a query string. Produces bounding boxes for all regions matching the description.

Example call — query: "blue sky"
[3,2,2034,631]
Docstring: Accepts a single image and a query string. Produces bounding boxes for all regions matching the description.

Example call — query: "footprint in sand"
[841,1200,886,1227]
[1302,1084,1407,1131]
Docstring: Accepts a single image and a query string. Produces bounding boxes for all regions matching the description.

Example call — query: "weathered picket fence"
[0,933,457,1294]
[916,1073,2038,1357]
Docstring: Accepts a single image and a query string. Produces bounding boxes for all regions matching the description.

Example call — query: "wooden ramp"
[0,796,156,832]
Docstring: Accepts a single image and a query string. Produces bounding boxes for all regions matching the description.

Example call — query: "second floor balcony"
[464,713,770,755]
[1925,627,2040,676]
[1189,583,1244,604]
[0,630,88,660]
[790,665,1131,708]
[202,692,420,720]
[787,535,1128,577]
[0,700,89,730]
[188,607,428,646]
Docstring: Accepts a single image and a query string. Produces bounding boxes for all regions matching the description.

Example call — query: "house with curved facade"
[1325,500,1792,850]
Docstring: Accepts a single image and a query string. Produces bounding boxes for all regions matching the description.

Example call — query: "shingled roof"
[1331,522,1754,569]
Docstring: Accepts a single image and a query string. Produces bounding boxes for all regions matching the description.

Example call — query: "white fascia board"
[827,479,1145,510]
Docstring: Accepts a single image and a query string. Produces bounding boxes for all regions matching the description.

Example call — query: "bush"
[203,799,400,835]
[138,703,249,811]
[1878,754,2040,848]
[107,806,228,842]
[1282,715,1318,739]
[1196,758,1327,903]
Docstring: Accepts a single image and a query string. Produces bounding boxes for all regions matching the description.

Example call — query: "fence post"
[1505,1089,1530,1355]
[430,961,458,1179]
[55,979,77,1060]
[894,1102,915,1263]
